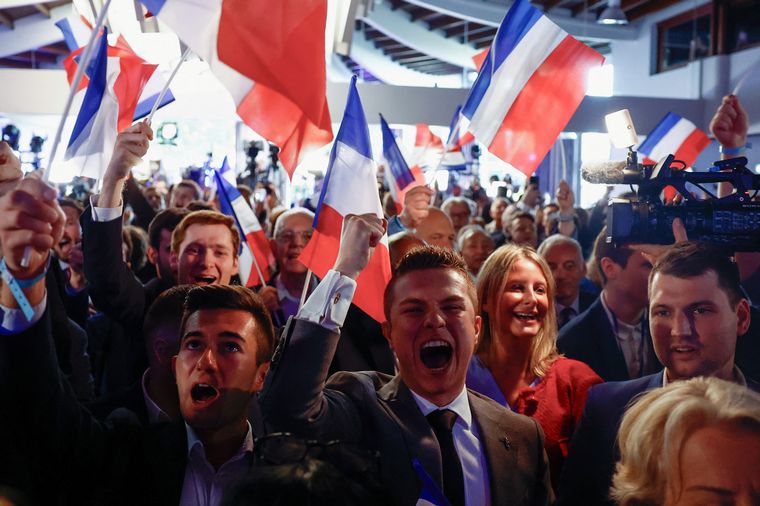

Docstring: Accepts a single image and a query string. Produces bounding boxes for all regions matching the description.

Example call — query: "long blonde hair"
[475,244,559,378]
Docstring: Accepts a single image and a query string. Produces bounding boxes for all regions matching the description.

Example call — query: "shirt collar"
[556,296,580,315]
[409,385,473,430]
[185,421,254,459]
[663,366,748,388]
[141,369,171,424]
[600,290,642,334]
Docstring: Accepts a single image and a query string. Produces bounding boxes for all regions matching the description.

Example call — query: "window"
[721,0,760,53]
[656,4,713,73]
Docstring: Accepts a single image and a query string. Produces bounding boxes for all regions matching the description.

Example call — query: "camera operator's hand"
[0,178,64,307]
[334,214,386,280]
[100,122,153,209]
[710,95,748,151]
[0,141,23,197]
[398,185,434,230]
[629,218,688,265]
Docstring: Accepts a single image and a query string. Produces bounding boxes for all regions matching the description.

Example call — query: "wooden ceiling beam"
[626,0,681,21]
[0,11,14,29]
[571,0,606,17]
[34,3,50,17]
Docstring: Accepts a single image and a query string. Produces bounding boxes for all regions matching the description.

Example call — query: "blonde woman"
[466,244,602,490]
[612,377,760,506]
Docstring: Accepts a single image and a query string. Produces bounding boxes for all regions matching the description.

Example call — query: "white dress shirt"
[179,422,254,506]
[141,369,171,425]
[410,387,491,506]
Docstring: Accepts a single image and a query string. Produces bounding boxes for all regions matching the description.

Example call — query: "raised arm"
[83,123,154,326]
[260,214,385,440]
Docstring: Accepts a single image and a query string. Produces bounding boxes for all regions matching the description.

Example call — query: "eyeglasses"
[254,432,380,478]
[274,230,313,244]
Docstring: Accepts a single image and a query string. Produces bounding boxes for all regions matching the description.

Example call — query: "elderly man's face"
[272,213,313,275]
[415,209,455,250]
[542,242,585,307]
[446,202,471,232]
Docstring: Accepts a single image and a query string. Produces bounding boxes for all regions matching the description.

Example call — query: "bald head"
[415,207,455,250]
[389,231,425,270]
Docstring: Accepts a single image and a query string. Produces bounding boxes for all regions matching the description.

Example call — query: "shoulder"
[558,299,607,344]
[469,389,538,434]
[327,370,394,396]
[586,373,660,411]
[548,357,604,385]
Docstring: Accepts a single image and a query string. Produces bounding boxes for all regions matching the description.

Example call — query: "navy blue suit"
[557,297,660,382]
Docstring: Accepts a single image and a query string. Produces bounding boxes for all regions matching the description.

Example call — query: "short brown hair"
[143,285,194,364]
[148,208,191,250]
[180,285,275,365]
[593,226,635,285]
[649,241,744,307]
[383,246,475,321]
[171,210,240,256]
[176,179,203,200]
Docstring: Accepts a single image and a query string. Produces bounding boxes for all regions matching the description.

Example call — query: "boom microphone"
[581,161,647,185]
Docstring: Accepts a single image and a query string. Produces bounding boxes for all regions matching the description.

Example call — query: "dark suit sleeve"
[260,318,364,442]
[124,178,157,232]
[556,386,614,506]
[82,206,148,328]
[532,418,555,506]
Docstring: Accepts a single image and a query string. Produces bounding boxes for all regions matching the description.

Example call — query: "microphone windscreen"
[581,161,629,184]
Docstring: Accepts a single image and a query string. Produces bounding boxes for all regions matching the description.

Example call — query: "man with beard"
[0,178,273,504]
[262,213,552,506]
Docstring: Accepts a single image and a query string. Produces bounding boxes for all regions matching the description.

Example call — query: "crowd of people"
[0,94,758,506]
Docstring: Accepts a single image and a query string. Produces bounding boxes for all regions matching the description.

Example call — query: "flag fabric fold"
[64,29,157,180]
[460,0,604,176]
[140,0,333,178]
[299,76,391,323]
[214,160,274,287]
[637,112,711,167]
[380,115,423,213]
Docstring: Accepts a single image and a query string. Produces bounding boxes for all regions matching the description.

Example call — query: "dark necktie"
[426,409,465,506]
[558,306,577,328]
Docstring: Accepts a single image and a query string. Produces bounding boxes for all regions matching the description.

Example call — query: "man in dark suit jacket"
[0,179,274,505]
[557,241,760,505]
[557,229,660,381]
[262,214,552,506]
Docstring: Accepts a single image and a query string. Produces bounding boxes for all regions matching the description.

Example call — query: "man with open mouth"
[262,213,552,505]
[0,178,275,504]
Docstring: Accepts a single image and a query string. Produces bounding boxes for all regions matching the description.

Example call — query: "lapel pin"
[501,436,511,450]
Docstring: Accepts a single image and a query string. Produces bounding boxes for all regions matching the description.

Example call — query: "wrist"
[719,142,751,156]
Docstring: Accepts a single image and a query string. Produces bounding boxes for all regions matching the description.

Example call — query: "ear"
[232,253,239,275]
[599,257,619,281]
[170,251,179,272]
[381,320,394,351]
[473,315,482,350]
[147,246,158,266]
[171,355,178,382]
[736,298,751,336]
[153,339,169,367]
[253,362,270,392]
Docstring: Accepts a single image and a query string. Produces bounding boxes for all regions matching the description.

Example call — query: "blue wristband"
[0,256,50,322]
[719,142,751,156]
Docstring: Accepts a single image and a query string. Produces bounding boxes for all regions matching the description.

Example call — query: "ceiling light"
[598,0,628,25]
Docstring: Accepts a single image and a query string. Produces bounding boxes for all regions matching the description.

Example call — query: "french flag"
[461,0,604,176]
[412,124,444,170]
[637,112,711,168]
[64,30,157,180]
[412,458,450,506]
[380,114,424,213]
[299,76,392,323]
[56,15,175,121]
[140,0,333,179]
[214,161,274,287]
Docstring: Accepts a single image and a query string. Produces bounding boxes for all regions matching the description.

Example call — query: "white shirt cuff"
[0,295,48,334]
[296,270,356,331]
[90,194,123,222]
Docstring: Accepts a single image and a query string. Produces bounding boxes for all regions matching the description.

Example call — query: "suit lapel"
[591,302,630,380]
[378,376,443,488]
[468,392,519,504]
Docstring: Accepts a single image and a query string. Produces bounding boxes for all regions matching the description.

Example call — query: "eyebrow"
[181,330,245,341]
[399,295,466,305]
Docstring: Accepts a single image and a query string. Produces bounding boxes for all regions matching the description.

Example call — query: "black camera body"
[604,154,760,252]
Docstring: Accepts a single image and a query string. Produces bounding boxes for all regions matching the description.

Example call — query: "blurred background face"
[507,217,537,248]
[55,205,82,263]
[460,233,495,276]
[170,185,197,209]
[446,202,471,233]
[415,209,455,250]
[272,213,313,275]
[542,243,585,307]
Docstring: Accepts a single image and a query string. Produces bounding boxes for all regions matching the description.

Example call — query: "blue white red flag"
[380,115,425,213]
[214,160,274,287]
[56,15,174,122]
[460,0,604,175]
[64,29,156,180]
[140,0,333,178]
[637,112,711,168]
[299,76,391,323]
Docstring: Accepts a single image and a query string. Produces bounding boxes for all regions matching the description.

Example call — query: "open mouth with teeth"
[419,340,453,370]
[191,383,220,405]
[193,276,217,285]
[514,312,538,322]
[672,346,698,356]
